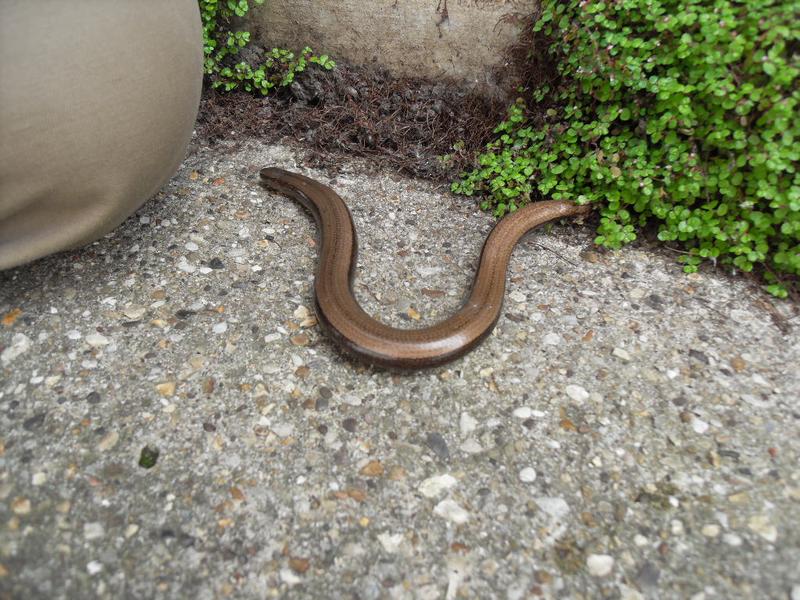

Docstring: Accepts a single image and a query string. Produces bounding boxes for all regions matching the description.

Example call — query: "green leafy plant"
[454,0,799,297]
[199,0,335,94]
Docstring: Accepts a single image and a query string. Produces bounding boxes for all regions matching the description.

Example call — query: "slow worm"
[260,167,591,369]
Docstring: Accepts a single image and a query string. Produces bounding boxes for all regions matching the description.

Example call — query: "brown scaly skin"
[260,167,592,369]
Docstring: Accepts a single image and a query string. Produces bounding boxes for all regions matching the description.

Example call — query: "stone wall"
[249,0,537,96]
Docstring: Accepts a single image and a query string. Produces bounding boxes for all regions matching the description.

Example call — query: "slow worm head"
[260,167,591,369]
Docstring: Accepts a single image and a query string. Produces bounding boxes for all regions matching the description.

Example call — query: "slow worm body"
[260,167,590,369]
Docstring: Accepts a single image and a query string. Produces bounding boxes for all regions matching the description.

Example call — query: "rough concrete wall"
[249,0,537,95]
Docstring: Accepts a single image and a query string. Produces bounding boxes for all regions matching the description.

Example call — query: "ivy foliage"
[453,0,799,297]
[199,0,335,94]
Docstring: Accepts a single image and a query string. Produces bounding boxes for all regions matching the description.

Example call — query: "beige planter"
[0,0,203,269]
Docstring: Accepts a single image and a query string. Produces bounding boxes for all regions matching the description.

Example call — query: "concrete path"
[1,141,798,599]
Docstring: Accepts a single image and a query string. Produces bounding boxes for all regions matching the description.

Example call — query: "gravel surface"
[1,140,798,599]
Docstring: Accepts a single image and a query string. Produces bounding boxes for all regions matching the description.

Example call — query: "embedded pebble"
[85,333,110,347]
[459,439,483,454]
[741,394,773,408]
[97,431,120,452]
[629,288,647,299]
[272,423,294,438]
[620,585,644,600]
[565,384,589,402]
[535,497,569,518]
[692,418,710,434]
[747,515,777,542]
[425,432,450,460]
[542,332,561,346]
[280,568,302,585]
[122,305,146,320]
[83,522,105,541]
[155,382,176,397]
[730,309,750,322]
[612,347,631,361]
[176,258,196,273]
[11,498,31,515]
[293,305,311,319]
[701,524,720,538]
[459,412,477,436]
[433,499,469,524]
[519,467,537,483]
[377,532,404,553]
[419,474,457,498]
[212,322,228,334]
[341,394,361,406]
[359,460,384,477]
[125,524,140,538]
[290,333,310,346]
[22,412,47,431]
[671,519,685,535]
[416,266,442,277]
[722,533,742,547]
[1,333,32,365]
[587,554,615,577]
[86,561,104,576]
[512,406,532,419]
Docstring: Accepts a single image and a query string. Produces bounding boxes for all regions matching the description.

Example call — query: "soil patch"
[196,58,507,182]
